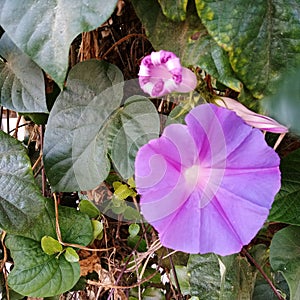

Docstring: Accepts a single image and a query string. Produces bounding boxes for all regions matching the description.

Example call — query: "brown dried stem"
[53,193,113,252]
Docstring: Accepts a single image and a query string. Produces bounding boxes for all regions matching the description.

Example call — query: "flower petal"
[216,97,289,133]
[136,124,199,222]
[185,104,254,168]
[197,192,270,255]
[156,192,244,255]
[175,67,197,93]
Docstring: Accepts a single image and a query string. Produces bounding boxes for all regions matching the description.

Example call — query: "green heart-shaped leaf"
[43,60,124,191]
[6,235,79,298]
[0,33,47,113]
[6,200,93,297]
[128,223,140,238]
[188,253,256,299]
[0,0,118,88]
[107,95,160,179]
[0,131,45,234]
[196,0,300,98]
[269,148,300,225]
[270,226,300,300]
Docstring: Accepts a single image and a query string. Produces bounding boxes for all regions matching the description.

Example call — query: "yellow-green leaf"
[79,200,100,218]
[41,236,63,256]
[92,220,103,240]
[64,247,79,263]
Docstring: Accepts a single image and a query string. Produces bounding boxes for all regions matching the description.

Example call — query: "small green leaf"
[0,0,119,88]
[127,177,136,188]
[269,148,300,225]
[128,223,140,237]
[123,206,142,221]
[21,112,49,125]
[111,202,127,214]
[113,181,123,190]
[79,200,100,218]
[41,236,63,255]
[270,226,300,300]
[107,95,160,179]
[92,220,103,240]
[112,196,125,208]
[114,184,136,200]
[43,60,124,192]
[0,33,47,113]
[64,247,79,263]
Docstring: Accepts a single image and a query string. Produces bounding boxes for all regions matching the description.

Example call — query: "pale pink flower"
[216,97,288,133]
[138,50,197,97]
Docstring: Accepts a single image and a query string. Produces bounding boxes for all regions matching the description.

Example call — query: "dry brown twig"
[53,193,113,252]
[0,231,10,300]
[101,33,148,59]
[87,268,160,290]
[126,239,162,272]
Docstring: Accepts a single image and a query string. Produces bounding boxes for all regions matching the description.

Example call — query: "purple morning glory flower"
[135,104,281,256]
[138,50,197,97]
